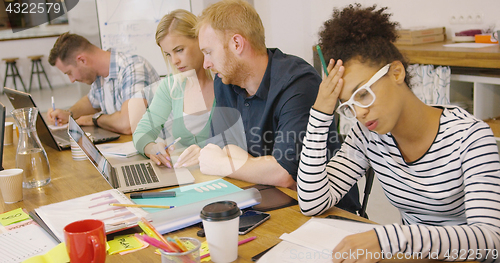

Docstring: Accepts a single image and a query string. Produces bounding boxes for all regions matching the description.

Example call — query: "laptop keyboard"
[121,163,159,186]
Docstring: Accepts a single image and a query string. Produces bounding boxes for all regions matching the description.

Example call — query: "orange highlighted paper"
[475,34,498,44]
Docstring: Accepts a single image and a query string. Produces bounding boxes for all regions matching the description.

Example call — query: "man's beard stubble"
[220,47,250,88]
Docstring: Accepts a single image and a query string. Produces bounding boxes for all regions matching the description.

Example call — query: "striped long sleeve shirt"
[297,106,500,262]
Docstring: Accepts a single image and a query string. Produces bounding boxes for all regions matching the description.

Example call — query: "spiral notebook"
[0,223,59,263]
[34,189,149,242]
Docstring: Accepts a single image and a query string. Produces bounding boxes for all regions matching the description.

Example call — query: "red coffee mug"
[64,219,106,263]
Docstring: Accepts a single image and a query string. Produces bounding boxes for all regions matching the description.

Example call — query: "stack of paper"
[396,27,445,45]
[141,179,262,234]
[34,189,149,242]
[0,208,61,263]
[258,218,376,263]
[96,141,139,158]
[47,123,68,131]
[0,224,60,263]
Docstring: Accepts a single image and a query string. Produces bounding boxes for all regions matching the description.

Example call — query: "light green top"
[133,75,214,155]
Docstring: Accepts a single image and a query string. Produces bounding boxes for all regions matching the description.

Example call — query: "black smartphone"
[239,210,270,235]
[196,210,271,237]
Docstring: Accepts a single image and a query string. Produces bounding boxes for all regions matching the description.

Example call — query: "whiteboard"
[95,0,192,76]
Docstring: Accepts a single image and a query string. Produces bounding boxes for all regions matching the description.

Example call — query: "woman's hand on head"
[313,59,345,115]
[332,230,382,263]
[144,142,173,168]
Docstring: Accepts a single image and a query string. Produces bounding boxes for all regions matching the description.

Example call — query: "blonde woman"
[133,9,214,168]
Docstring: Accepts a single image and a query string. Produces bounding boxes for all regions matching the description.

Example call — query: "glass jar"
[11,107,51,188]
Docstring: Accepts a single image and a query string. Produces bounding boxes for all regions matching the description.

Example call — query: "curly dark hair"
[319,4,411,86]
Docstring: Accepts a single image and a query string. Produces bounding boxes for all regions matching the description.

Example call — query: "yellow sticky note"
[0,208,30,226]
[119,237,149,255]
[113,234,135,240]
[22,242,69,263]
[200,241,211,262]
[107,236,143,255]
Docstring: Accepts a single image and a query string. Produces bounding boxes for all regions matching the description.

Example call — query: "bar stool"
[2,57,26,92]
[28,55,53,92]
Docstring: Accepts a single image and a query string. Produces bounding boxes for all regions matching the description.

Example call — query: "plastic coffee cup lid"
[200,201,241,222]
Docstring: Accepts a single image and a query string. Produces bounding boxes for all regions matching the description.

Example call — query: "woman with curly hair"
[297,4,500,262]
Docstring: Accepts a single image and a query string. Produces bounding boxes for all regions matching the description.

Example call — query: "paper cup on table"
[160,237,201,263]
[200,201,241,263]
[70,132,92,161]
[4,122,13,145]
[70,138,86,160]
[0,168,23,204]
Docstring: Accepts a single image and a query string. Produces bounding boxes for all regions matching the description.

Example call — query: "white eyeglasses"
[336,64,391,119]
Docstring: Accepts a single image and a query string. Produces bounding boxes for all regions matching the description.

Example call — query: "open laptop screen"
[0,102,4,171]
[4,87,60,150]
[68,117,113,184]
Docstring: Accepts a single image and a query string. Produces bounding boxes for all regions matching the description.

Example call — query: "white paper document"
[0,224,59,263]
[258,218,376,262]
[96,141,139,157]
[35,189,148,242]
[47,123,68,131]
[443,43,498,48]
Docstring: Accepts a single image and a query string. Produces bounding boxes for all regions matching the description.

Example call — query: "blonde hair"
[156,9,212,95]
[196,0,266,55]
[156,9,197,46]
[156,9,198,73]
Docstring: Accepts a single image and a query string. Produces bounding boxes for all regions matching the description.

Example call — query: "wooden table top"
[1,135,439,262]
[396,40,500,69]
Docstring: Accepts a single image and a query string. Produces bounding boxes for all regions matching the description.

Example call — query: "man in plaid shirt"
[47,33,159,134]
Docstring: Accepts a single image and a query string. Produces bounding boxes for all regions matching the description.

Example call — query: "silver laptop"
[68,116,195,193]
[0,102,5,171]
[4,87,120,150]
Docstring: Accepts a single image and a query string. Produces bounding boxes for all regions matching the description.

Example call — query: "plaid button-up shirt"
[87,49,160,114]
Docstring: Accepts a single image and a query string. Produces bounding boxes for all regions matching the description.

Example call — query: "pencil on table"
[109,203,175,209]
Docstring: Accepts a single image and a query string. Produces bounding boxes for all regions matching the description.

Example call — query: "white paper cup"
[70,133,91,161]
[0,168,23,203]
[200,201,241,263]
[4,122,13,145]
[70,138,86,160]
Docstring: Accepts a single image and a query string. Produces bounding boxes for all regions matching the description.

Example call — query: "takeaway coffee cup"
[70,137,86,160]
[70,132,92,160]
[4,122,13,145]
[200,201,241,263]
[0,168,23,203]
[64,219,106,263]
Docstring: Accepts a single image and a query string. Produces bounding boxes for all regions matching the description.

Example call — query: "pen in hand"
[316,45,329,77]
[316,45,342,108]
[51,96,57,126]
[165,137,181,151]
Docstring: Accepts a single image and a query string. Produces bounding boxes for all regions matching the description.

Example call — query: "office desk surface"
[1,136,439,262]
[396,40,500,69]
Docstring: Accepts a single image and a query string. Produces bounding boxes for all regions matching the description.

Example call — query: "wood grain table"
[1,135,441,262]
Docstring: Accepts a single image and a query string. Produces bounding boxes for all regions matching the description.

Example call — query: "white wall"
[0,0,101,90]
[1,0,498,90]
[0,36,69,90]
[255,0,500,65]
